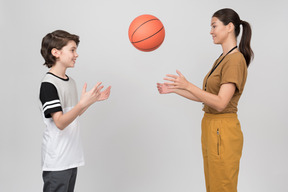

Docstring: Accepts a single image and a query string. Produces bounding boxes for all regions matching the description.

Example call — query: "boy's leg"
[43,168,78,192]
[68,168,78,192]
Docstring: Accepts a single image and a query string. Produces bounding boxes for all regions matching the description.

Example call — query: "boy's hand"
[98,86,111,101]
[80,82,104,108]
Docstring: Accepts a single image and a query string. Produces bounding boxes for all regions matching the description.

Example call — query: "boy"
[39,30,111,192]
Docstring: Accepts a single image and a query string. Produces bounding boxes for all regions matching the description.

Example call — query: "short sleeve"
[40,82,62,118]
[220,58,247,94]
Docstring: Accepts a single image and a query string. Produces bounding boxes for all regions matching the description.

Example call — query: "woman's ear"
[227,22,235,33]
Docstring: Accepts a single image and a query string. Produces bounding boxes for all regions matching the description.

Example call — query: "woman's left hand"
[164,70,190,90]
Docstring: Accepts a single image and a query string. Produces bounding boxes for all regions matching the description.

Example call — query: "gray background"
[1,0,287,191]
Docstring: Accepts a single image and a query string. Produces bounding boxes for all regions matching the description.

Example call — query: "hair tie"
[240,20,244,25]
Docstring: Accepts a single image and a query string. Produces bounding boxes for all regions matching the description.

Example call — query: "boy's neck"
[49,65,67,79]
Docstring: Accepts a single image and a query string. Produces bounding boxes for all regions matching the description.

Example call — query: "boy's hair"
[41,30,80,68]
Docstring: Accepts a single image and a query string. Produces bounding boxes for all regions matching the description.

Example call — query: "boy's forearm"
[79,106,89,116]
[52,102,85,130]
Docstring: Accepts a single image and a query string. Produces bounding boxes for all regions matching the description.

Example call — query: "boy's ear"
[51,48,60,57]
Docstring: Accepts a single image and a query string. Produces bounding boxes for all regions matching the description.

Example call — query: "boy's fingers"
[91,82,102,92]
[95,85,104,93]
[104,86,111,91]
[98,86,105,94]
[82,83,87,94]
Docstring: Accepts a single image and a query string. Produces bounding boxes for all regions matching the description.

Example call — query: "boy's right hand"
[80,82,104,108]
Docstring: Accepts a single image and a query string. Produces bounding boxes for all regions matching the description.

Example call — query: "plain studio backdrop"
[0,0,287,191]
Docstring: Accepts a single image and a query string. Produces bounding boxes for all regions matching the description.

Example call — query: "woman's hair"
[213,8,254,67]
[41,30,80,68]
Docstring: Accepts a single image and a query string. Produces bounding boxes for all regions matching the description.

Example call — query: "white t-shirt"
[39,72,84,171]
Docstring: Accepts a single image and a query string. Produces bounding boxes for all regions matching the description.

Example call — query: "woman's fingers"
[166,74,178,78]
[164,77,177,82]
[176,70,183,77]
[164,82,176,86]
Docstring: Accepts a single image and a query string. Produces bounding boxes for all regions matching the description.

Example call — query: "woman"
[157,8,253,192]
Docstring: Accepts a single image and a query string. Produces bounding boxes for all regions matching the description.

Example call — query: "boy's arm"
[79,86,111,116]
[52,103,85,130]
[52,82,109,130]
[79,106,89,116]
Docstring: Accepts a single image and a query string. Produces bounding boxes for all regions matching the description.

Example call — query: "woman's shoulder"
[225,52,246,66]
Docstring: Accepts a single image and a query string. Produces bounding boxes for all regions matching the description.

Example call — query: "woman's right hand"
[157,83,174,94]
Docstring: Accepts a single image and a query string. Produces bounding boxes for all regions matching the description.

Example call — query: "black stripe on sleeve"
[40,82,62,118]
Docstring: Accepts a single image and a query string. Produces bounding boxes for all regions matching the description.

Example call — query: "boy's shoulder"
[40,73,77,97]
[41,73,75,84]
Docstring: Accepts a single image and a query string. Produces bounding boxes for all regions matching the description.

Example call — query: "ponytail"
[239,20,254,67]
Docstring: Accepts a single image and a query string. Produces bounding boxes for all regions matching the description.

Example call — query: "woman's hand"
[157,83,174,94]
[163,70,190,90]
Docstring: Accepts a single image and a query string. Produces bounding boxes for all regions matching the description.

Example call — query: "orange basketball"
[128,14,165,52]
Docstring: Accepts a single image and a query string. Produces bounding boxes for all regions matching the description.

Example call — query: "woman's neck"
[221,38,238,55]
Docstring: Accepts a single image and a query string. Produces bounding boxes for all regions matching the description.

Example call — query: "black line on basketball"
[133,41,162,51]
[132,27,164,44]
[130,19,159,43]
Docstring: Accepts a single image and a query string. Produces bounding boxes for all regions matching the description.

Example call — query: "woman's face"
[210,17,230,45]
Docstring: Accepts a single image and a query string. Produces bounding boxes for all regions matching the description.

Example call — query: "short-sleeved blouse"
[202,52,247,114]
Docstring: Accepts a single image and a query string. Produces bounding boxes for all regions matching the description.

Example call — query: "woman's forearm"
[173,89,202,102]
[185,83,235,112]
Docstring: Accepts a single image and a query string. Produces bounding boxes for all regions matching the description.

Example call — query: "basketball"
[128,14,165,52]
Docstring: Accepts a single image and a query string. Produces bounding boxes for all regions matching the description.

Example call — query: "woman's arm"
[163,70,235,112]
[185,82,235,112]
[157,83,201,102]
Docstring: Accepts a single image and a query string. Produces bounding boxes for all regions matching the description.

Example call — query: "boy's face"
[56,40,78,68]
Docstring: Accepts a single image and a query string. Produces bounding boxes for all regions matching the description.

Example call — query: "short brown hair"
[41,30,80,68]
